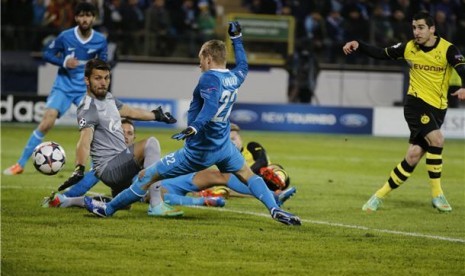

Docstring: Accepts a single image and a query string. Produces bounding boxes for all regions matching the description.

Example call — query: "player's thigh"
[194,169,229,189]
[216,142,245,173]
[99,145,141,191]
[156,148,207,179]
[404,96,445,149]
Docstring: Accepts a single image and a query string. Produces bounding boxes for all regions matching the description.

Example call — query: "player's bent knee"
[146,137,161,151]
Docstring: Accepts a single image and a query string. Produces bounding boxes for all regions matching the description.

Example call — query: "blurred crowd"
[2,0,465,64]
[245,0,465,64]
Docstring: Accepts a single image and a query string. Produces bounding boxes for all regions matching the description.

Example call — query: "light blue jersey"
[185,38,248,151]
[154,38,249,177]
[44,26,107,115]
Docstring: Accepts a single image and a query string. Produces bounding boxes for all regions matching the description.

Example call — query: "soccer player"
[161,123,297,207]
[41,119,141,208]
[84,21,302,225]
[4,2,108,175]
[44,121,295,209]
[61,58,183,216]
[342,11,465,212]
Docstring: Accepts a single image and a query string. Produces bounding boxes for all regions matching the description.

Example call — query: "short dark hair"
[121,118,135,129]
[74,1,97,16]
[85,59,111,78]
[413,11,435,27]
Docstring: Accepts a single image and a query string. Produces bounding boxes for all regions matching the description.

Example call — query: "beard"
[91,87,108,99]
[79,23,92,35]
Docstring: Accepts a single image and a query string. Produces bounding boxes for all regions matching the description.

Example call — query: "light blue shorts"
[46,88,84,117]
[156,141,245,180]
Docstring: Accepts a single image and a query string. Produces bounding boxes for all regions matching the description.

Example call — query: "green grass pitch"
[1,124,464,275]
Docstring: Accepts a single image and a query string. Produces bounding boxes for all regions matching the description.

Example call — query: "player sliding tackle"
[84,21,302,226]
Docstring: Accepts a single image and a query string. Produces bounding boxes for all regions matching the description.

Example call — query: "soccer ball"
[33,141,66,175]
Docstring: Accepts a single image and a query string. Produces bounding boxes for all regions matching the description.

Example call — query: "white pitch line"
[193,206,465,244]
[4,187,463,243]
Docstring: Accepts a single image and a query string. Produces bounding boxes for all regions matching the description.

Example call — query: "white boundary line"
[4,187,463,243]
[193,206,465,244]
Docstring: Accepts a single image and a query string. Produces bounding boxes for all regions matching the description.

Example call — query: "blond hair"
[200,40,226,65]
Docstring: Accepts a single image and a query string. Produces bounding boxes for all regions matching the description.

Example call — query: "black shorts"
[404,95,446,149]
[99,145,142,195]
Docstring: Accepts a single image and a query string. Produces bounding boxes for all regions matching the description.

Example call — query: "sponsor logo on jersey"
[413,64,444,72]
[68,47,76,51]
[421,114,430,124]
[87,49,97,54]
[230,109,258,123]
[109,118,121,133]
[339,114,368,127]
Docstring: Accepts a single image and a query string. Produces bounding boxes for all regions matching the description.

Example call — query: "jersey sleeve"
[77,101,99,131]
[43,34,65,67]
[96,34,108,61]
[113,96,124,110]
[230,38,248,84]
[189,73,221,131]
[384,42,406,60]
[447,45,465,88]
[358,40,405,60]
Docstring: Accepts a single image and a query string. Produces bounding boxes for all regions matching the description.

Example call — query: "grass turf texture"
[2,124,464,275]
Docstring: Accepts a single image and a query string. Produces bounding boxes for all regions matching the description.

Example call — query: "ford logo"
[230,109,259,123]
[339,114,368,127]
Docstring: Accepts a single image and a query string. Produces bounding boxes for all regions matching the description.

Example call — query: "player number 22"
[213,90,237,122]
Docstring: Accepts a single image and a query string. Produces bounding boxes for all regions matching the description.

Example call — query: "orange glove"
[259,167,286,190]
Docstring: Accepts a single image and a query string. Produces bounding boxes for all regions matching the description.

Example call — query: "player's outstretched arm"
[346,40,396,59]
[119,105,177,124]
[228,21,248,80]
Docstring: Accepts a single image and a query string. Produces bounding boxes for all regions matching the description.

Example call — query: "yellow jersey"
[403,39,453,109]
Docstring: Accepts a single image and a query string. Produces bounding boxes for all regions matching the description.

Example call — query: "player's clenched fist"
[228,21,242,38]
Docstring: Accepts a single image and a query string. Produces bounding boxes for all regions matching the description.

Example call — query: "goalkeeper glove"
[259,166,286,190]
[152,106,177,124]
[58,165,85,191]
[228,21,242,38]
[171,126,196,140]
